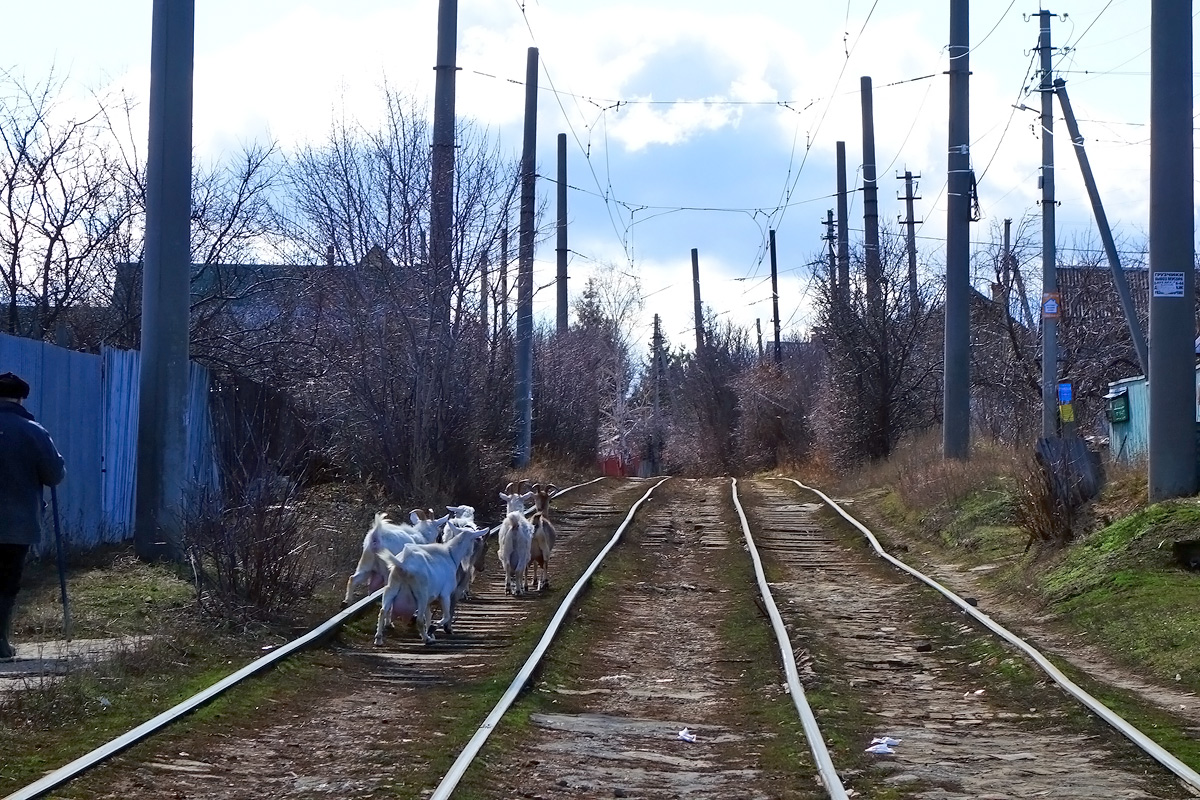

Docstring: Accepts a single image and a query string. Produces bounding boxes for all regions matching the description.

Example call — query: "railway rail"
[4,477,1200,799]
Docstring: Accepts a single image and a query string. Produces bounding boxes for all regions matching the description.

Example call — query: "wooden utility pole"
[691,248,704,353]
[898,170,922,317]
[135,0,194,562]
[756,318,764,360]
[515,47,538,468]
[1148,0,1196,500]
[556,132,568,333]
[944,0,971,459]
[769,229,782,365]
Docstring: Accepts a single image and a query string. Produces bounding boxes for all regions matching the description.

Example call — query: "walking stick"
[50,485,71,640]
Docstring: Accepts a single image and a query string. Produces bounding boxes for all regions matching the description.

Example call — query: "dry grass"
[834,431,1019,513]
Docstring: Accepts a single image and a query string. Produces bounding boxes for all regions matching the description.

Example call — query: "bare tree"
[0,69,128,341]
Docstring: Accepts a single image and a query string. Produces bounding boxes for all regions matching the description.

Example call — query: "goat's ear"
[435,514,450,525]
[498,492,509,502]
[410,508,427,523]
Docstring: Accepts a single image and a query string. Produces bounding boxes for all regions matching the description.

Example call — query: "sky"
[5,0,1191,356]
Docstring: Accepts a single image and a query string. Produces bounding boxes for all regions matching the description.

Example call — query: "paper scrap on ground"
[864,743,895,754]
[871,736,901,747]
[677,727,697,743]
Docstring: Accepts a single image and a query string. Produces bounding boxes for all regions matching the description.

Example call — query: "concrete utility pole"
[756,318,764,360]
[556,132,568,333]
[860,77,881,323]
[769,229,783,365]
[836,141,850,300]
[691,248,704,353]
[1148,0,1196,500]
[1055,78,1149,377]
[1036,9,1059,440]
[514,47,538,468]
[135,0,194,562]
[430,0,457,329]
[943,0,971,460]
[898,170,922,317]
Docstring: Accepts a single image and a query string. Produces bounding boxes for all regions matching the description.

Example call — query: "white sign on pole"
[1153,271,1185,297]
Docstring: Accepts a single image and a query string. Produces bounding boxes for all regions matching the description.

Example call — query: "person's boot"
[0,594,16,660]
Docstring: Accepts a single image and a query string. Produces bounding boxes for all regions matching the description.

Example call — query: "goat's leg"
[373,592,391,646]
[437,591,455,634]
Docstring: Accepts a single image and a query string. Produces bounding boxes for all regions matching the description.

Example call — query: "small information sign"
[1059,403,1075,423]
[1153,271,1185,297]
[1041,292,1061,319]
[1057,382,1072,405]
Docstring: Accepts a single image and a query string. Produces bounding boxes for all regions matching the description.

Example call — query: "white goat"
[374,521,489,645]
[526,483,558,592]
[444,504,492,603]
[342,509,447,607]
[498,511,533,596]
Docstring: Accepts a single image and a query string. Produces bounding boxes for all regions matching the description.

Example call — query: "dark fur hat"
[0,372,30,399]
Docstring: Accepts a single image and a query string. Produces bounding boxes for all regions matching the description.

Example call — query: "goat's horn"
[411,508,427,520]
[547,484,559,494]
[518,479,531,492]
[505,481,515,493]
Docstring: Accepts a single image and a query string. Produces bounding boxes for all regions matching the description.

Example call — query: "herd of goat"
[339,480,559,646]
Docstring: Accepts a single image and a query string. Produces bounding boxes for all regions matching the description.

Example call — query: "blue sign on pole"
[1057,382,1072,405]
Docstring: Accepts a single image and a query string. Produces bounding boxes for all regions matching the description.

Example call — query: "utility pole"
[822,210,836,291]
[1036,9,1059,440]
[1002,218,1012,317]
[514,47,538,468]
[1055,78,1148,376]
[836,141,850,301]
[898,170,922,317]
[556,132,568,333]
[769,229,782,365]
[756,318,764,360]
[430,0,458,332]
[1148,0,1196,500]
[691,248,704,354]
[650,313,663,475]
[944,0,971,459]
[860,77,881,324]
[135,0,194,562]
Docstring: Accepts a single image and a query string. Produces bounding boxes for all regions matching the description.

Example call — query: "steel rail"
[730,478,850,800]
[429,476,670,800]
[3,476,609,800]
[782,477,1200,793]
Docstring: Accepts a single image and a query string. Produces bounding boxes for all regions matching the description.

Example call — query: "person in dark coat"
[0,372,66,659]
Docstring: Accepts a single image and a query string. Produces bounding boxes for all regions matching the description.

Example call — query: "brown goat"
[526,483,558,591]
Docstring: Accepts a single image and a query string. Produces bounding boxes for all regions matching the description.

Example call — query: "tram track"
[6,476,1200,799]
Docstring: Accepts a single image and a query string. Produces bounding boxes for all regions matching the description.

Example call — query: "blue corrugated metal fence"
[1,333,219,552]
